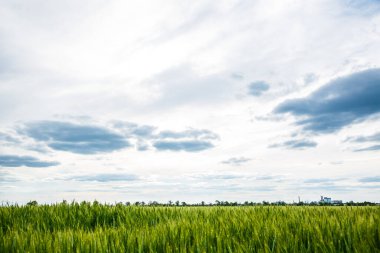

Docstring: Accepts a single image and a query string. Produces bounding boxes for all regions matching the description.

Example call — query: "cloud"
[346,132,380,152]
[0,132,20,144]
[303,73,318,84]
[354,145,380,152]
[248,81,270,96]
[153,140,214,152]
[221,157,251,166]
[255,175,284,181]
[304,178,344,184]
[274,68,380,133]
[67,173,139,182]
[344,0,380,16]
[359,176,380,183]
[192,173,244,180]
[158,129,219,140]
[153,128,218,152]
[346,132,380,143]
[0,171,19,182]
[21,121,131,154]
[112,121,157,138]
[231,72,244,80]
[269,139,317,150]
[0,155,58,167]
[112,122,218,152]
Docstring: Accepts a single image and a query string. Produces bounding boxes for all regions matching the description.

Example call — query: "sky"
[0,0,380,204]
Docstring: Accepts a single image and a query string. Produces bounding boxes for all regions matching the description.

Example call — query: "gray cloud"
[153,140,214,152]
[112,121,157,138]
[304,178,345,184]
[354,145,380,152]
[12,120,218,154]
[269,139,317,149]
[346,132,380,152]
[248,81,270,96]
[221,157,251,166]
[359,176,380,183]
[303,73,318,84]
[0,171,19,182]
[274,68,380,133]
[346,132,380,143]
[0,132,20,144]
[67,173,139,182]
[255,175,284,181]
[0,155,58,167]
[158,129,219,140]
[193,173,243,180]
[113,121,218,152]
[21,121,131,154]
[231,72,244,80]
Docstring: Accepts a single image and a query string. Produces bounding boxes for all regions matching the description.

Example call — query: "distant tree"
[175,201,180,206]
[26,200,38,206]
[181,201,187,206]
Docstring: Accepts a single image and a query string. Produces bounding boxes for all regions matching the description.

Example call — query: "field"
[1,203,379,252]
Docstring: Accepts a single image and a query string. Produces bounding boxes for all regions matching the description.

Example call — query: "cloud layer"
[17,120,218,154]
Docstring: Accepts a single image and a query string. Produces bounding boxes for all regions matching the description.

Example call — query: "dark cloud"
[274,68,380,133]
[221,157,251,166]
[67,173,139,182]
[358,176,380,183]
[269,139,317,149]
[0,155,58,167]
[153,140,214,152]
[22,121,131,154]
[248,81,270,96]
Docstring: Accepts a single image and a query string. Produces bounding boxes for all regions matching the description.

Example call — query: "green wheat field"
[1,203,379,252]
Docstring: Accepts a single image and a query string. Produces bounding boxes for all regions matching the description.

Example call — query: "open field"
[1,203,379,252]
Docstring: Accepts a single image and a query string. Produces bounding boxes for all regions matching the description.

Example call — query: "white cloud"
[1,0,380,203]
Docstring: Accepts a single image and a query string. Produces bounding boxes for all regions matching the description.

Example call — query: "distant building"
[320,196,342,204]
[320,196,332,204]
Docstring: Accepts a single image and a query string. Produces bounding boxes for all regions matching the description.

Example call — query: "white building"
[320,196,332,203]
[320,196,343,204]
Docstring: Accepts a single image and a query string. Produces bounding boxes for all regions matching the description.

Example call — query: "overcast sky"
[1,0,380,204]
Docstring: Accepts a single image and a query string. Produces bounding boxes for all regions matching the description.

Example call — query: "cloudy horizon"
[1,0,380,204]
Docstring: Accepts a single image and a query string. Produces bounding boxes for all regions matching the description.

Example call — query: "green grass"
[1,203,379,252]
